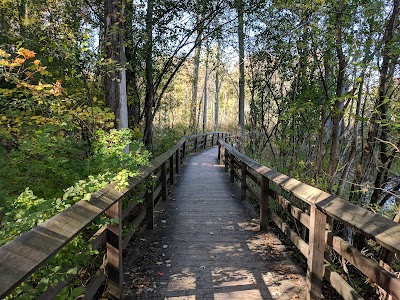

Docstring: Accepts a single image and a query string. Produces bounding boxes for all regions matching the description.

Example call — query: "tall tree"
[236,0,245,139]
[143,0,154,147]
[104,0,128,131]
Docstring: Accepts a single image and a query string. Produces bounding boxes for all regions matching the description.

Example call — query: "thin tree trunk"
[202,40,210,132]
[237,0,245,141]
[104,0,128,135]
[143,0,154,147]
[370,0,399,203]
[214,38,221,130]
[190,6,204,132]
[328,6,347,192]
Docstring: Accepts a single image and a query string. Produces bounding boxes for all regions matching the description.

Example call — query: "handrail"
[218,138,400,300]
[0,131,229,299]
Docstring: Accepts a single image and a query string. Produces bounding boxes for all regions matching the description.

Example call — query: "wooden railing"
[0,131,228,299]
[218,138,400,300]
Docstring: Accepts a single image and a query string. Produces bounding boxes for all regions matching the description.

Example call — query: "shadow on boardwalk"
[123,147,305,300]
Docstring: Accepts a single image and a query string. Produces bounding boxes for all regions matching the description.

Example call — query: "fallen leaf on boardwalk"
[163,245,168,248]
[157,272,165,276]
[209,232,214,235]
[161,220,167,224]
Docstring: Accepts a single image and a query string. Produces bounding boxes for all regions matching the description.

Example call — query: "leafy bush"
[0,128,150,299]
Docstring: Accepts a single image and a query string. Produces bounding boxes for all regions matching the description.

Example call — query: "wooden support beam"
[145,185,154,229]
[229,154,235,182]
[306,205,327,300]
[106,199,123,299]
[241,162,247,200]
[161,162,167,201]
[175,150,179,173]
[169,156,174,185]
[260,176,269,231]
[194,137,198,153]
[224,148,229,172]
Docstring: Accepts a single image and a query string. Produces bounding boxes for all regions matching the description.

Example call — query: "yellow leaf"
[0,59,10,66]
[0,49,10,58]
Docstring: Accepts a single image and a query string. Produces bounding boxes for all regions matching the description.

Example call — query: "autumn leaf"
[33,59,40,67]
[17,48,36,59]
[0,49,10,58]
[14,57,26,65]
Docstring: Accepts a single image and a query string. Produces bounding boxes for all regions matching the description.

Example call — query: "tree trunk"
[370,0,399,204]
[143,0,154,147]
[190,7,204,132]
[104,0,128,133]
[202,40,210,132]
[328,6,347,192]
[214,37,221,130]
[237,0,245,140]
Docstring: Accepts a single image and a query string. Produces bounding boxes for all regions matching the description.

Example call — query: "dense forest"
[0,0,399,298]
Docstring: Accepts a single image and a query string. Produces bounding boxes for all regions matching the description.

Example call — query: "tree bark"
[202,40,210,132]
[237,0,245,140]
[370,0,399,204]
[328,6,347,192]
[190,5,204,132]
[214,37,221,130]
[104,0,128,133]
[143,0,154,147]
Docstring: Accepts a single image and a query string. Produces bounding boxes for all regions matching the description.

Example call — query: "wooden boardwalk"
[123,147,305,300]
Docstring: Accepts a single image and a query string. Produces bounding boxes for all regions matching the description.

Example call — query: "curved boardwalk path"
[124,147,305,300]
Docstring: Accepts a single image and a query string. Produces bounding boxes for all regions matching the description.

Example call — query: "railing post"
[260,176,269,231]
[161,162,167,201]
[194,137,198,153]
[241,161,247,200]
[306,205,326,300]
[229,154,235,182]
[106,199,123,299]
[204,135,207,149]
[224,148,229,172]
[145,184,154,229]
[182,142,186,159]
[169,155,174,185]
[175,149,179,173]
[218,144,221,160]
[211,133,214,146]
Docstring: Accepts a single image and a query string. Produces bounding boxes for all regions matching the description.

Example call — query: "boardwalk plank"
[123,147,306,300]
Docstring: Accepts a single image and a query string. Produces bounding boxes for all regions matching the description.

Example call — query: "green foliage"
[0,129,150,299]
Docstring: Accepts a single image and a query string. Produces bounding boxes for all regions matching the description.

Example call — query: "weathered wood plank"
[326,231,400,299]
[306,205,326,300]
[82,268,106,300]
[260,176,270,232]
